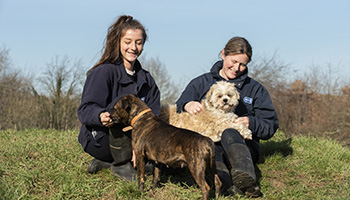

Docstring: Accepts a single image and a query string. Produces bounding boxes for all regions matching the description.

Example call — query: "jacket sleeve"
[145,77,161,116]
[176,78,206,113]
[247,86,279,140]
[77,68,111,127]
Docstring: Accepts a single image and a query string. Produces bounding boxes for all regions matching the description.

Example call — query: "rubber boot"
[221,129,262,198]
[109,125,137,181]
[214,145,242,196]
[88,159,112,174]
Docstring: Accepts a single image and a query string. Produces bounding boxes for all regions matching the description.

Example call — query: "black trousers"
[85,134,113,163]
[215,128,259,169]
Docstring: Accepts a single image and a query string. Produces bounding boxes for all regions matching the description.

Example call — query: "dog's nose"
[110,116,118,123]
[223,98,228,103]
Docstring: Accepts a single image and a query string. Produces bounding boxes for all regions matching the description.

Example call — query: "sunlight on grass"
[0,129,349,199]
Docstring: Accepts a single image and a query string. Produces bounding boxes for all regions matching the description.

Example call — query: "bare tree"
[140,56,181,104]
[35,55,84,130]
[0,47,37,130]
[304,62,343,95]
[249,52,290,91]
[0,46,11,74]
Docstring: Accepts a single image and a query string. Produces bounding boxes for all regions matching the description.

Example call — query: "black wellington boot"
[88,159,112,174]
[109,125,137,182]
[221,129,262,198]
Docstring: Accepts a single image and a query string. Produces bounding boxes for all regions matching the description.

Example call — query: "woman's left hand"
[234,116,249,128]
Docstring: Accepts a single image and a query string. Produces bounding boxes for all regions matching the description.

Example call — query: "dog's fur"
[160,81,252,142]
[110,94,222,200]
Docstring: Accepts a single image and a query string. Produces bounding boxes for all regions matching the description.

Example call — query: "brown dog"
[109,94,222,200]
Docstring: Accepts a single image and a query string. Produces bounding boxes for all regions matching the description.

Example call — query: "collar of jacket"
[116,59,147,85]
[210,60,248,89]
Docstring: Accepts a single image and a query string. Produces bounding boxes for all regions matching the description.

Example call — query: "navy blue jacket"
[77,60,161,150]
[176,61,279,156]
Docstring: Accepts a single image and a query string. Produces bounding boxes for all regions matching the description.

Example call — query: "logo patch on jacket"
[243,96,253,104]
[140,97,146,102]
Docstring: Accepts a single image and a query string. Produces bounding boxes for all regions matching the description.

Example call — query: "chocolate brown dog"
[109,94,222,200]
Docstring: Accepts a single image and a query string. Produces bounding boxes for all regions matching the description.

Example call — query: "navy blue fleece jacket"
[176,61,279,155]
[77,60,161,150]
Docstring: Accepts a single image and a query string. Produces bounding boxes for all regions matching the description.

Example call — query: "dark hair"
[87,15,147,75]
[223,37,253,63]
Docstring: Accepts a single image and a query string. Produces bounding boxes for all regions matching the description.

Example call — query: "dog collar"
[130,108,152,127]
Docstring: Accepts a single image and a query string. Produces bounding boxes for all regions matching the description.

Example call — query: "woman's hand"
[234,116,249,128]
[100,112,114,127]
[131,150,136,168]
[184,101,203,114]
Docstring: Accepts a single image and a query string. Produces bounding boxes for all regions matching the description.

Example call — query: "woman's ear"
[221,49,225,60]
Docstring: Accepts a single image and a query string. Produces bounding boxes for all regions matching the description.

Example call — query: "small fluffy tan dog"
[160,81,252,142]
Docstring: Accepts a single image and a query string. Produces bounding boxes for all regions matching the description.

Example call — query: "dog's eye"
[218,95,222,98]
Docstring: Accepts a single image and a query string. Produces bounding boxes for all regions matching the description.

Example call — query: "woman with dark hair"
[176,36,279,197]
[77,15,160,181]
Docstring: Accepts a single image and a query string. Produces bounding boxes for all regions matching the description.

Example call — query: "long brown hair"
[87,15,147,75]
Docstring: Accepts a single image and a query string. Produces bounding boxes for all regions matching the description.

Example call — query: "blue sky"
[1,0,349,85]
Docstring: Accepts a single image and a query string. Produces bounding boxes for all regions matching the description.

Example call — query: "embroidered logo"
[140,97,146,102]
[243,96,253,104]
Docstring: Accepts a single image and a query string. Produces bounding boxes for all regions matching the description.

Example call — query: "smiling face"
[120,29,144,70]
[220,51,249,80]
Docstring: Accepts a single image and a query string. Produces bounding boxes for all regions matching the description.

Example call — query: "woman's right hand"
[184,101,203,114]
[100,112,114,127]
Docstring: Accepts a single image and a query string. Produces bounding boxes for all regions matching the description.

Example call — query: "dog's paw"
[211,133,222,143]
[241,129,252,140]
[232,123,253,140]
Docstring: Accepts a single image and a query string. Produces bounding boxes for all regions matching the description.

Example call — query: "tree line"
[1,47,349,146]
[0,47,180,130]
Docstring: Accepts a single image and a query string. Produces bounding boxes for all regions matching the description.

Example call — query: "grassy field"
[0,129,349,200]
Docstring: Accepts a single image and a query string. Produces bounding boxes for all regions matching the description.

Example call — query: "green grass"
[0,129,349,199]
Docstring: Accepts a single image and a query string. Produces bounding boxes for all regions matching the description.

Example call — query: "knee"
[215,145,225,162]
[221,128,244,146]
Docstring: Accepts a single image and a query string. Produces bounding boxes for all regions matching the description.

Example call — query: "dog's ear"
[234,88,240,99]
[124,103,131,113]
[205,85,214,100]
[120,96,132,112]
[113,96,132,124]
[106,97,119,113]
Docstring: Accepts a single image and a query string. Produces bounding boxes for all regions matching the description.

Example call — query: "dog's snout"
[109,112,119,123]
[111,117,118,123]
[223,98,228,103]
